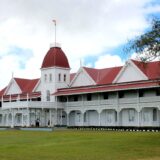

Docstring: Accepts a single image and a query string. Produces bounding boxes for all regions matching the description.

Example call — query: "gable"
[5,79,21,95]
[33,80,41,92]
[113,61,148,83]
[70,68,95,87]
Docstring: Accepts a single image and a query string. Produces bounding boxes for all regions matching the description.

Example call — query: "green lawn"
[0,130,160,160]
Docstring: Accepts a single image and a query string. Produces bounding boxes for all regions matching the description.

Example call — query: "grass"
[0,130,160,160]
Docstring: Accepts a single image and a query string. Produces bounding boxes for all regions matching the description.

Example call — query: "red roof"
[132,60,160,80]
[14,78,39,93]
[83,66,122,85]
[0,78,39,97]
[41,47,70,69]
[54,80,160,96]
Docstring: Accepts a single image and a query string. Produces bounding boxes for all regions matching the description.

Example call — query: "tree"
[124,18,160,62]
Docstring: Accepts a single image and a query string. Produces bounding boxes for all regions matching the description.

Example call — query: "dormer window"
[58,73,61,82]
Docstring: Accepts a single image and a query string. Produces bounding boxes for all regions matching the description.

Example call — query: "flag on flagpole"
[52,19,56,25]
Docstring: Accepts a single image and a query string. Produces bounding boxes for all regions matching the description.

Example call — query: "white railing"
[2,96,160,110]
[66,96,160,108]
[119,97,138,104]
[1,101,65,109]
[100,99,117,105]
[83,100,99,106]
[140,96,160,103]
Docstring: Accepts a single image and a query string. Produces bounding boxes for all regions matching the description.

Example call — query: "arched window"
[49,74,52,82]
[64,74,66,82]
[44,74,47,82]
[58,73,61,82]
[46,90,50,101]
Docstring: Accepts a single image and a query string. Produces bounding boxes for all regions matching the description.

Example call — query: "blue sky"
[0,0,160,89]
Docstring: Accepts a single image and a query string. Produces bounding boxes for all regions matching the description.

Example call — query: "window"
[49,74,52,82]
[128,109,135,122]
[64,74,66,82]
[44,74,47,82]
[87,94,92,101]
[156,88,160,96]
[153,108,157,121]
[119,91,124,98]
[58,73,61,82]
[73,95,78,101]
[139,90,144,97]
[46,90,50,101]
[59,96,67,102]
[103,92,108,99]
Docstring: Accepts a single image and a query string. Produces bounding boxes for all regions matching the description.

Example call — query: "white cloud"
[0,0,160,89]
[95,54,124,68]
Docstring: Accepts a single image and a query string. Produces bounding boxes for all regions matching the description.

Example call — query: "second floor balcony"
[1,101,64,110]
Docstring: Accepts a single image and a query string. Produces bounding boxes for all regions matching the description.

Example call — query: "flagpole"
[55,21,56,46]
[53,20,56,47]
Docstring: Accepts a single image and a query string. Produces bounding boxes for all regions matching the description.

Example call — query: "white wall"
[34,81,41,92]
[41,67,70,102]
[116,63,147,83]
[6,80,21,95]
[71,70,95,87]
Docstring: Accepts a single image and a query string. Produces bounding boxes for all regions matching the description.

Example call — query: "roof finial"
[52,19,57,47]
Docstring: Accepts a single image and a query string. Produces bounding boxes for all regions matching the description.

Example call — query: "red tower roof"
[41,47,70,69]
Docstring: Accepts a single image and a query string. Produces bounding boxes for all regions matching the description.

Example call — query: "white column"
[117,110,120,126]
[81,112,84,126]
[9,95,11,102]
[137,110,141,127]
[27,108,30,127]
[67,112,69,126]
[11,110,14,128]
[98,111,101,126]
[49,109,51,127]
[55,109,58,125]
[6,114,8,126]
[61,109,63,125]
[22,111,24,127]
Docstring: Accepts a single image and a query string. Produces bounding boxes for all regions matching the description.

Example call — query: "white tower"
[40,43,70,102]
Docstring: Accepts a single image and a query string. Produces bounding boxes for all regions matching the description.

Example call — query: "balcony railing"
[1,96,160,110]
[66,96,160,108]
[2,101,65,109]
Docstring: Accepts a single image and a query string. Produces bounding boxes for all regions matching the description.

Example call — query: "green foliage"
[0,130,160,160]
[125,18,160,61]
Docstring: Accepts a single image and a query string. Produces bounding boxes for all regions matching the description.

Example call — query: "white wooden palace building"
[0,44,160,128]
